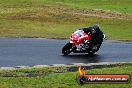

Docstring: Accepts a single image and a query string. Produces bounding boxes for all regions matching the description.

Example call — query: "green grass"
[0,0,132,13]
[0,16,131,40]
[0,0,132,40]
[46,0,132,14]
[0,63,132,88]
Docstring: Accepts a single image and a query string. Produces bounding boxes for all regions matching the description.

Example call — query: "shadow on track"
[61,53,101,63]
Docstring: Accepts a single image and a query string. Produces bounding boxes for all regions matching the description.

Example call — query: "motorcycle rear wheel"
[62,42,72,55]
[88,50,96,55]
[88,43,102,55]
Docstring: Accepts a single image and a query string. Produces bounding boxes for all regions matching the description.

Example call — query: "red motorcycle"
[62,30,105,55]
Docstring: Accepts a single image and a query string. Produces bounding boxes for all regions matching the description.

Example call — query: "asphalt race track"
[0,38,132,67]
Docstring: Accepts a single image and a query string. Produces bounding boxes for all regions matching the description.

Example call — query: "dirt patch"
[71,9,132,20]
[47,6,132,20]
[7,5,132,22]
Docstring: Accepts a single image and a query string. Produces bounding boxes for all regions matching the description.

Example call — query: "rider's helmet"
[92,24,99,29]
[91,24,100,34]
[91,28,96,34]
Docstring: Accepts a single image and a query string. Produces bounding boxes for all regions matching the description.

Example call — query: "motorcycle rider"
[81,24,103,43]
[80,24,104,50]
[62,24,105,55]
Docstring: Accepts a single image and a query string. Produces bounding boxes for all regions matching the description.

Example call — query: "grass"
[46,0,132,14]
[0,63,132,88]
[0,0,132,14]
[0,0,132,40]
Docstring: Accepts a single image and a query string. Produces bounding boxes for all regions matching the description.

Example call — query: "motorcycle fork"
[72,43,76,48]
[71,43,78,51]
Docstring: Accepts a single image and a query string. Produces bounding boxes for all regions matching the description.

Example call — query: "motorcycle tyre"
[62,42,72,55]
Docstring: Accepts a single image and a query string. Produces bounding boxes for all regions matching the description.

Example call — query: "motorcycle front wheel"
[62,42,72,55]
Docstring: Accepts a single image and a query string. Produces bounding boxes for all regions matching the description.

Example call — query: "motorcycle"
[62,30,105,55]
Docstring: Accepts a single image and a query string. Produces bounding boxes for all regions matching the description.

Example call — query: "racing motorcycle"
[62,30,105,55]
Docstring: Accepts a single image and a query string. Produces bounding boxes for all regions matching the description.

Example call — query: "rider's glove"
[84,40,89,44]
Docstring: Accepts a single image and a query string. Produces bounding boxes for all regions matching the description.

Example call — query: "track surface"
[0,38,132,67]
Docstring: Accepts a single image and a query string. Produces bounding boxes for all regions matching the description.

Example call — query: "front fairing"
[70,30,84,44]
[70,30,91,45]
